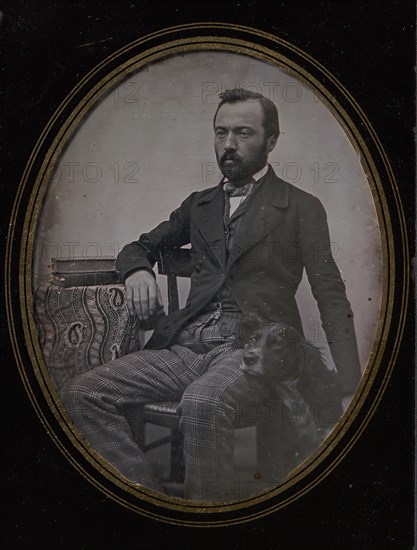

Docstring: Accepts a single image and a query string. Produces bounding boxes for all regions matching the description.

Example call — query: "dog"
[237,314,343,481]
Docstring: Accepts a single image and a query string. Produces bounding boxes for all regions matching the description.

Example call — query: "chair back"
[157,249,191,314]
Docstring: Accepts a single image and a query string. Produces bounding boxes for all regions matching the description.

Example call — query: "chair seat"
[142,401,181,431]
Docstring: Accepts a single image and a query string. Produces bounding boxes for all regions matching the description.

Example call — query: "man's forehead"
[215,100,264,127]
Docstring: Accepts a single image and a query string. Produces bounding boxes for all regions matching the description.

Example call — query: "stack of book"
[50,257,122,287]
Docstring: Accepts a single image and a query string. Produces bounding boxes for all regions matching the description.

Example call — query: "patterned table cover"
[34,283,141,392]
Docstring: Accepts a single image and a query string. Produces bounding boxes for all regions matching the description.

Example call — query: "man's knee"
[60,369,103,413]
[178,382,237,431]
[178,378,272,433]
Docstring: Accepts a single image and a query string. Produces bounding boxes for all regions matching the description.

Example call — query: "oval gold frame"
[6,23,408,526]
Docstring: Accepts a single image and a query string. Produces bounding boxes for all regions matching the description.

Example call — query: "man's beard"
[216,143,269,184]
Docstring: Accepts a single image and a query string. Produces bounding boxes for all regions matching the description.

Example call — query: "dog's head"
[238,314,304,383]
[238,314,344,427]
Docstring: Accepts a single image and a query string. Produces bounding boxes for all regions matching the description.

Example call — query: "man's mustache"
[218,151,242,164]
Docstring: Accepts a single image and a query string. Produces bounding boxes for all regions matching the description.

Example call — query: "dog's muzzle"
[240,350,261,373]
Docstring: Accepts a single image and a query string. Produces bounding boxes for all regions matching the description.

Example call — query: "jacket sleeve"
[116,193,195,281]
[300,195,362,396]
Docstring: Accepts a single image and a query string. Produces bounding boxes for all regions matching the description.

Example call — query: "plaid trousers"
[61,313,271,502]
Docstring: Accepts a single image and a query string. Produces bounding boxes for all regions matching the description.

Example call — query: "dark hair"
[213,88,280,139]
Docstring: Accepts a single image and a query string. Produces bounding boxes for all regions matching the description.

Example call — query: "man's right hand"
[125,270,164,321]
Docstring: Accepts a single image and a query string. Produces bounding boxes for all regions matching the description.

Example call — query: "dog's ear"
[282,324,302,344]
[294,340,305,373]
[298,339,344,427]
[281,325,304,374]
[281,325,303,351]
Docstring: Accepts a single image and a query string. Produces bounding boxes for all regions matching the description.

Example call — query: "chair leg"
[170,428,185,483]
[126,405,146,449]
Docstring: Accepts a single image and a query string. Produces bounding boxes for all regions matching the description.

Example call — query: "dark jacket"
[116,166,361,395]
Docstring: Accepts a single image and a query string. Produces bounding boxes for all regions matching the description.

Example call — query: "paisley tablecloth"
[34,283,141,392]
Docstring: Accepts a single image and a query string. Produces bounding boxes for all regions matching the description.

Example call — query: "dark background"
[1,1,415,548]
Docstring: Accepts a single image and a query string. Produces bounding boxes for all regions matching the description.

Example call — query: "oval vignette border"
[6,23,408,526]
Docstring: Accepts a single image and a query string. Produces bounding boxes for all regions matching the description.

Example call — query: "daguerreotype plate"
[3,4,415,547]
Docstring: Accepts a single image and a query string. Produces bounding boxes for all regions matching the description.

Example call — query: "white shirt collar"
[251,163,269,182]
[223,164,269,217]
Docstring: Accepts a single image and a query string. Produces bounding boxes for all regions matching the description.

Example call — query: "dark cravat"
[223,177,256,225]
[223,181,250,197]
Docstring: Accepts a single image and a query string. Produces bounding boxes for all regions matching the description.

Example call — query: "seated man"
[61,88,361,502]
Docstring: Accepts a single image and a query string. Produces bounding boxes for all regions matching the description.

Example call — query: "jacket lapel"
[193,183,227,267]
[226,168,290,269]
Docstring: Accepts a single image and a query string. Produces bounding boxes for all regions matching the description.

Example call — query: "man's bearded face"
[214,100,270,184]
